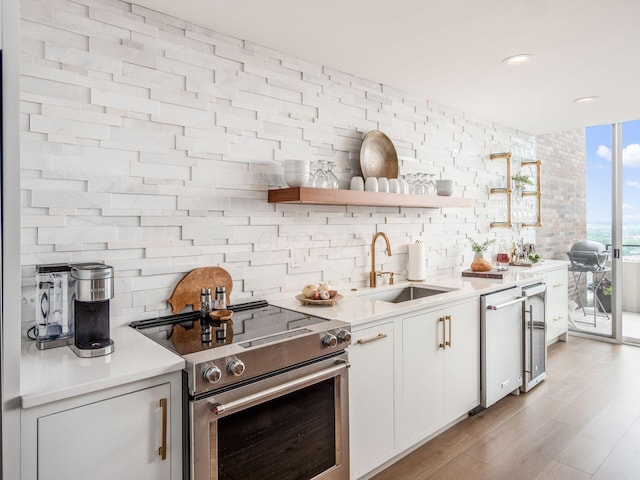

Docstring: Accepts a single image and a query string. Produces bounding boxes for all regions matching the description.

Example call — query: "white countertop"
[20,260,566,409]
[268,261,568,326]
[21,325,185,409]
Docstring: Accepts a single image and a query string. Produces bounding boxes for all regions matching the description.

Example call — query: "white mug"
[350,176,365,191]
[377,177,389,193]
[364,177,378,192]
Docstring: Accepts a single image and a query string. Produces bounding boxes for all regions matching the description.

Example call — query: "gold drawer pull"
[553,283,563,288]
[159,398,168,460]
[446,315,452,348]
[553,315,563,321]
[357,333,388,345]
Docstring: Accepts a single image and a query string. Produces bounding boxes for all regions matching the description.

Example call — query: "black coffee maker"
[70,263,115,358]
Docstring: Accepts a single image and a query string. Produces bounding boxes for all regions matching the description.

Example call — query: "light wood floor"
[372,336,640,480]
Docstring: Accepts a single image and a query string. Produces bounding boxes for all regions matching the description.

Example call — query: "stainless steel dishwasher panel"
[481,287,524,408]
[521,283,547,392]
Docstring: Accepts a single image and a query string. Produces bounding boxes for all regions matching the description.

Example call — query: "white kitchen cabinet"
[399,308,443,445]
[397,298,480,450]
[21,373,182,480]
[349,321,395,480]
[443,300,481,419]
[546,266,569,343]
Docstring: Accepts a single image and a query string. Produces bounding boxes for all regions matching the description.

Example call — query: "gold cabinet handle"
[553,283,563,288]
[553,315,563,322]
[439,317,446,349]
[446,315,452,348]
[356,333,387,345]
[159,398,168,460]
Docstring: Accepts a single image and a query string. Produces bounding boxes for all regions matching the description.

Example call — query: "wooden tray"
[461,269,507,279]
[510,261,544,267]
[167,266,233,314]
[295,293,343,306]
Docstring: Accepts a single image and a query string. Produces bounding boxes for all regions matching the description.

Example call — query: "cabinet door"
[444,300,480,420]
[349,322,395,479]
[399,309,444,447]
[38,383,171,480]
[546,268,569,342]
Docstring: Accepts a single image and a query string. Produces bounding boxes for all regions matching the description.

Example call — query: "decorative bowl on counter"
[295,293,343,306]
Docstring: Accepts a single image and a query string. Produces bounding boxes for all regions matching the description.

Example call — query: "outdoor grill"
[567,240,610,326]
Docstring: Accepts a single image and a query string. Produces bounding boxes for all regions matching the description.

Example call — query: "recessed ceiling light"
[573,96,599,104]
[502,54,534,66]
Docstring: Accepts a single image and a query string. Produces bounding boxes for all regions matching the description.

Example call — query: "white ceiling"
[135,0,640,135]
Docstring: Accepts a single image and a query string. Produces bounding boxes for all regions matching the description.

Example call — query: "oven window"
[217,378,336,480]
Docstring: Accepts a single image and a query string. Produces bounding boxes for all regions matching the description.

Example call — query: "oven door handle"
[209,360,350,416]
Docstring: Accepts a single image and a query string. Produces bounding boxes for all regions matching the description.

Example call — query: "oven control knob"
[322,333,338,348]
[203,365,222,384]
[227,359,245,377]
[337,330,351,343]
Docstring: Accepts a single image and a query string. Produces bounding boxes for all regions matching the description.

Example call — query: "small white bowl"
[284,159,308,168]
[436,179,453,187]
[285,171,310,187]
[377,177,389,193]
[389,178,400,193]
[284,164,309,171]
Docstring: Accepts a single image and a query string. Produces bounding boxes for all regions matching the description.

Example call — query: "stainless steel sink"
[358,285,454,303]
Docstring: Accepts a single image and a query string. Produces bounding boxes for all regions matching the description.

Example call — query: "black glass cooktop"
[130,300,333,357]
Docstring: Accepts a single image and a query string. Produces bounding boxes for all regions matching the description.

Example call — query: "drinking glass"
[405,174,416,194]
[326,161,339,189]
[416,173,427,195]
[309,161,317,187]
[426,174,436,195]
[312,160,327,188]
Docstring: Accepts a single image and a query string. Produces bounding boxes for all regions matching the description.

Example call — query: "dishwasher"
[480,286,524,408]
[480,283,547,409]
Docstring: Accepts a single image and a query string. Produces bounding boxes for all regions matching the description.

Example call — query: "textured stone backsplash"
[20,0,536,326]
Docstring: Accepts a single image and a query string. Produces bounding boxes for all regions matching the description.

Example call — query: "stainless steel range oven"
[132,301,350,480]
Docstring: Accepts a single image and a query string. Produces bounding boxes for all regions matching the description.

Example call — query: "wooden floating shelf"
[268,187,472,208]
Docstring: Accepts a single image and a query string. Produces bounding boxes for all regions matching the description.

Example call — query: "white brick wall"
[20,0,536,327]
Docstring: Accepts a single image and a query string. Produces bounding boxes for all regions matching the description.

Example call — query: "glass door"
[577,120,640,343]
[620,121,640,343]
[571,124,614,337]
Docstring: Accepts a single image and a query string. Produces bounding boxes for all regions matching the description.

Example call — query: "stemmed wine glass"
[312,160,327,188]
[416,173,427,195]
[426,174,436,195]
[309,161,317,187]
[326,162,339,189]
[405,173,416,194]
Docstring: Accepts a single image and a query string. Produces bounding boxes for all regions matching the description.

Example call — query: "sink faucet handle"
[378,271,396,285]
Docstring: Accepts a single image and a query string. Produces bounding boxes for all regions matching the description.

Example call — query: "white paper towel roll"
[407,241,425,281]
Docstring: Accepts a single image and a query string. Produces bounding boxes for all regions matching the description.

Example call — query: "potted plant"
[511,173,534,190]
[471,238,495,256]
[595,277,612,313]
[469,238,495,272]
